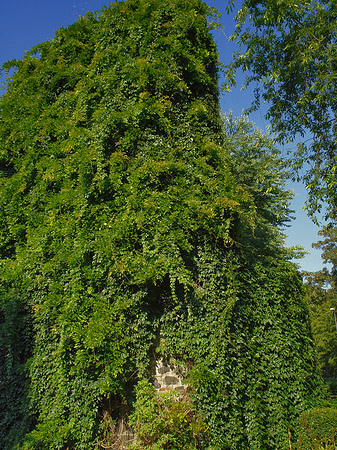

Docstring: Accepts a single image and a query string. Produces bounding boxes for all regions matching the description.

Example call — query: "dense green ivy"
[161,251,320,449]
[0,0,321,449]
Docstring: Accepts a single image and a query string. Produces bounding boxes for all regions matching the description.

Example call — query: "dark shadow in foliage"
[0,297,34,450]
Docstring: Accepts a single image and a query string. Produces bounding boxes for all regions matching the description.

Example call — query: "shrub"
[294,407,337,449]
[129,379,208,450]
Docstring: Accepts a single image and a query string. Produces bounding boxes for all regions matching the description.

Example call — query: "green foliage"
[0,0,322,448]
[0,1,245,447]
[0,293,33,450]
[313,220,337,288]
[129,379,208,450]
[304,277,337,382]
[293,407,337,449]
[220,114,297,259]
[225,0,337,219]
[304,220,337,387]
[162,251,321,449]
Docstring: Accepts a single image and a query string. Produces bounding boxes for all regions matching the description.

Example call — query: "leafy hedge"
[0,0,321,449]
[294,407,337,449]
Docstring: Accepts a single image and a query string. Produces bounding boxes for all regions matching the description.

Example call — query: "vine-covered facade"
[0,1,321,448]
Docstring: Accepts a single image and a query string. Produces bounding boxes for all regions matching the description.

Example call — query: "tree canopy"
[225,0,337,219]
[314,220,337,285]
[0,0,321,449]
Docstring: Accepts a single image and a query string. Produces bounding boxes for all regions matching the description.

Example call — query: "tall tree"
[313,219,337,286]
[225,0,337,219]
[0,0,321,448]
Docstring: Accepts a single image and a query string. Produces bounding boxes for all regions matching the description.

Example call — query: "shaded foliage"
[304,218,337,387]
[304,275,337,384]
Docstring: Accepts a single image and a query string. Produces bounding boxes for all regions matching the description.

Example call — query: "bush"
[129,379,208,450]
[294,407,337,449]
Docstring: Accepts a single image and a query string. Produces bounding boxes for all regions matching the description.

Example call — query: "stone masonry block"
[164,375,179,386]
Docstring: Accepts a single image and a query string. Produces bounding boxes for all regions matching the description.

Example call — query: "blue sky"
[0,0,327,273]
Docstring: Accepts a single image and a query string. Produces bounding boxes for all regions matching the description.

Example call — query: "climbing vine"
[0,0,321,449]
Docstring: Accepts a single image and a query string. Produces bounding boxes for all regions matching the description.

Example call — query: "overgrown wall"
[0,1,321,449]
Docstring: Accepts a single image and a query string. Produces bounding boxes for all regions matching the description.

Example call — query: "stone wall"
[152,357,187,394]
[105,356,188,449]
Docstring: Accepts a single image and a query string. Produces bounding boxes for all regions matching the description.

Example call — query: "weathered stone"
[174,386,185,393]
[160,386,172,392]
[164,375,179,385]
[121,430,135,443]
[157,365,170,374]
[152,355,188,395]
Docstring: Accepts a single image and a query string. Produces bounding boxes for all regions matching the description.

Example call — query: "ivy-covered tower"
[0,0,320,449]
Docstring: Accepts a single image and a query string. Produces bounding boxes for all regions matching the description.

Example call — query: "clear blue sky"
[0,0,327,273]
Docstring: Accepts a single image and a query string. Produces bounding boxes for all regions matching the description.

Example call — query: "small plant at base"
[129,379,208,450]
